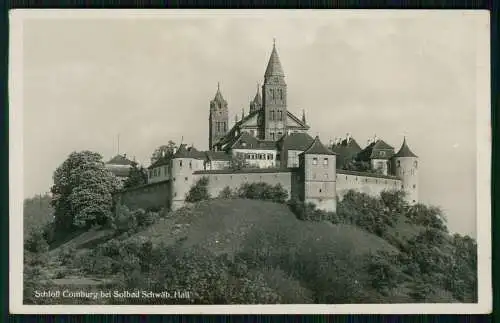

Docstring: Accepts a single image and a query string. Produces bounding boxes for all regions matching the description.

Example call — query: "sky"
[19,10,488,237]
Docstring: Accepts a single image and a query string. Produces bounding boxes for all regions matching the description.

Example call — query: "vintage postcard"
[9,9,491,314]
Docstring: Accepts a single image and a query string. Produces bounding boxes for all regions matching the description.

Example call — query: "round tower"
[392,137,418,204]
[170,144,197,211]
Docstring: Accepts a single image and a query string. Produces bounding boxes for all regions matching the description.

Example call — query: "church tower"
[261,40,287,141]
[209,83,229,151]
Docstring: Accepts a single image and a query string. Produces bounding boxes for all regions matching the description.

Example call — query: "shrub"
[185,177,211,203]
[218,186,234,199]
[25,228,49,254]
[134,209,159,227]
[287,199,336,222]
[113,205,138,234]
[237,182,288,203]
[58,245,77,265]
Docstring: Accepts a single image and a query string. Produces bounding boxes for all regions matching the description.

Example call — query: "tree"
[150,140,177,165]
[230,152,247,170]
[185,177,211,203]
[50,151,121,231]
[123,161,148,189]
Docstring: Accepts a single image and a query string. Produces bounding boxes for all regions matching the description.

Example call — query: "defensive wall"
[336,169,402,199]
[114,168,403,213]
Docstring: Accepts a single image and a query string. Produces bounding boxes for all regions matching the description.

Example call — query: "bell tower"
[261,39,287,141]
[209,83,229,151]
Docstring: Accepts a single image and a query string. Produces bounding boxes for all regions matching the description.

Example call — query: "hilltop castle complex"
[111,42,419,213]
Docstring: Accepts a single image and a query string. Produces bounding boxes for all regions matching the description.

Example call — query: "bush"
[185,177,211,203]
[218,186,234,199]
[287,199,337,222]
[58,245,77,266]
[134,209,159,227]
[25,228,49,254]
[237,182,288,203]
[113,205,138,234]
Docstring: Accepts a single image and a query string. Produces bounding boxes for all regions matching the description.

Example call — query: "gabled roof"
[106,154,134,166]
[287,111,309,129]
[205,151,232,161]
[372,139,394,151]
[300,136,336,156]
[393,137,418,158]
[331,138,362,166]
[356,139,395,161]
[264,43,285,78]
[279,132,315,152]
[106,165,131,177]
[229,131,278,150]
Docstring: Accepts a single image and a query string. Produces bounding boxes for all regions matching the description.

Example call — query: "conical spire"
[393,137,418,158]
[301,109,306,124]
[252,83,262,105]
[264,40,285,78]
[213,82,226,103]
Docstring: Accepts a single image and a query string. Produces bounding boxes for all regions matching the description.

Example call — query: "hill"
[23,189,477,304]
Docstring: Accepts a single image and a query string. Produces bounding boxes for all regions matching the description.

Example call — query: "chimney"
[123,153,127,158]
[346,133,351,143]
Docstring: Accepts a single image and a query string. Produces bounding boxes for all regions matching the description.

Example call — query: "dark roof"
[372,139,394,150]
[331,138,363,167]
[279,132,315,152]
[393,138,418,158]
[173,144,206,160]
[300,136,336,156]
[252,88,262,105]
[106,154,134,166]
[106,165,131,177]
[148,155,171,169]
[356,139,395,161]
[205,151,232,161]
[264,43,285,78]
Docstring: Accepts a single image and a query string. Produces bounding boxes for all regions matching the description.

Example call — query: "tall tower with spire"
[261,39,287,141]
[209,83,229,151]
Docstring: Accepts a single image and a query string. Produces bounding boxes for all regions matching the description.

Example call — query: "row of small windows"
[396,160,418,168]
[245,153,274,160]
[312,157,329,166]
[149,166,169,178]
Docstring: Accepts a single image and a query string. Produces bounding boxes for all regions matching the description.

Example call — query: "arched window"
[397,160,401,168]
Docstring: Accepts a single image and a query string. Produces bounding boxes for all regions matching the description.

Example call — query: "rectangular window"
[323,158,328,165]
[189,161,192,169]
[271,132,275,140]
[179,160,182,167]
[271,110,275,120]
[312,157,318,165]
[224,122,227,132]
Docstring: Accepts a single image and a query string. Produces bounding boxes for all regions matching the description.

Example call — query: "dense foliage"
[24,184,477,305]
[123,162,148,189]
[50,151,121,231]
[150,141,177,165]
[185,177,211,203]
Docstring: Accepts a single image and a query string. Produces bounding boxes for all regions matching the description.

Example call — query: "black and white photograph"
[9,9,491,314]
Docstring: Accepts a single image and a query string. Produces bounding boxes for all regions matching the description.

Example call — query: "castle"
[112,42,419,213]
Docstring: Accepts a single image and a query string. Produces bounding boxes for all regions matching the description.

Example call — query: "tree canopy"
[150,140,177,165]
[50,151,121,231]
[123,161,148,189]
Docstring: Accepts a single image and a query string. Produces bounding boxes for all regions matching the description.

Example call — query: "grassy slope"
[35,198,458,303]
